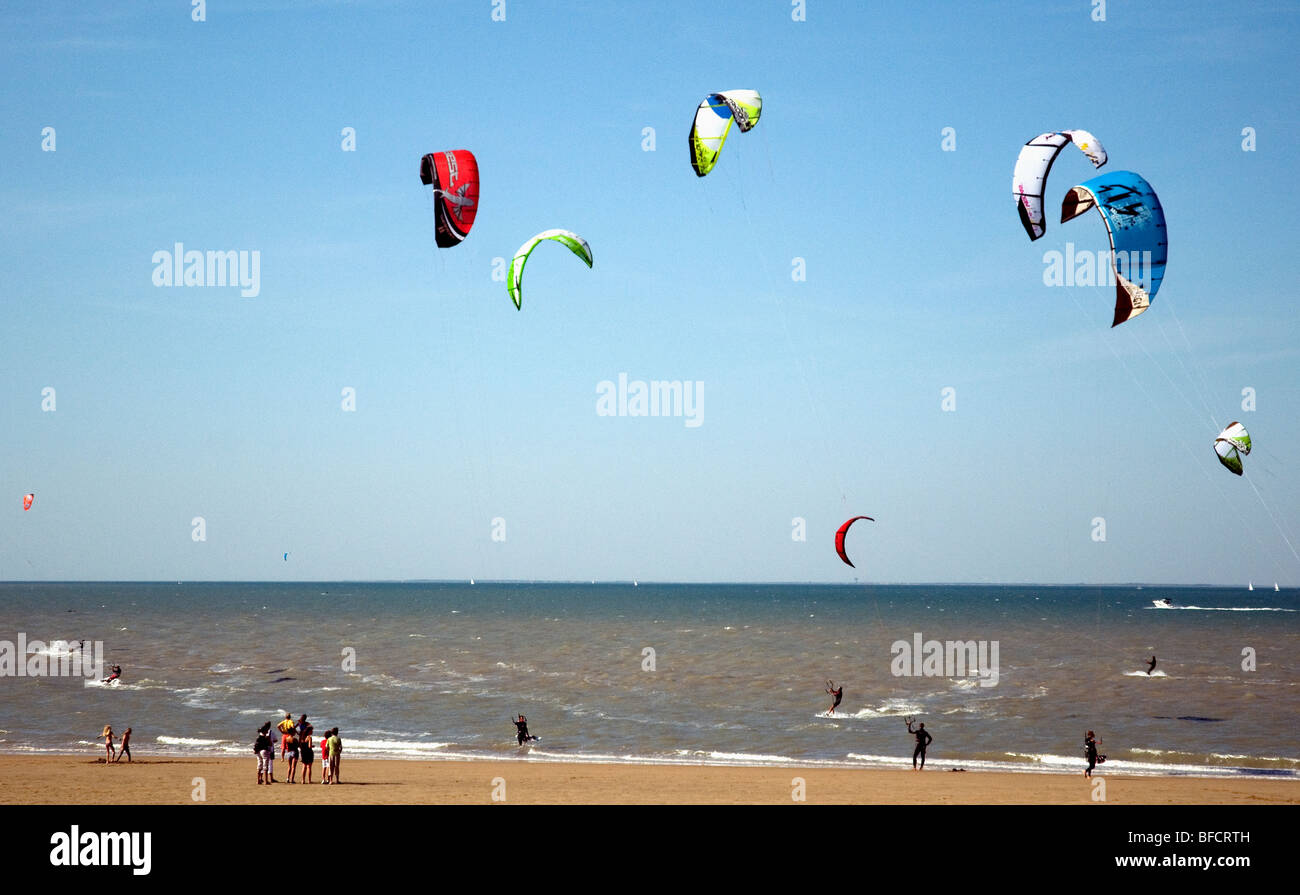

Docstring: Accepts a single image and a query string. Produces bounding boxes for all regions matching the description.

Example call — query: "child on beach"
[320,729,331,784]
[115,727,132,763]
[101,725,115,764]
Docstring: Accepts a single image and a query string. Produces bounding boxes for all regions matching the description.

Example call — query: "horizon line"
[0,579,1287,589]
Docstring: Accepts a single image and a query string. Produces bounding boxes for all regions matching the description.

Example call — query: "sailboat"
[1275,582,1281,592]
[1248,581,1254,591]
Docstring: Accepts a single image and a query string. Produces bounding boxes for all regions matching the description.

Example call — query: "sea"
[0,582,1296,779]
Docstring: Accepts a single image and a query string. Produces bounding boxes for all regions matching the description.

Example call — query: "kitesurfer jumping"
[825,681,843,715]
[906,717,932,770]
[514,714,537,745]
[1146,656,1157,675]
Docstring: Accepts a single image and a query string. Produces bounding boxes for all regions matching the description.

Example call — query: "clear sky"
[2,0,1298,584]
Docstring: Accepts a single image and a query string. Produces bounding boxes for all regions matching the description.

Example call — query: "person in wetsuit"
[906,718,932,770]
[103,664,122,683]
[514,714,536,745]
[825,682,843,715]
[1084,730,1100,777]
[1146,655,1157,675]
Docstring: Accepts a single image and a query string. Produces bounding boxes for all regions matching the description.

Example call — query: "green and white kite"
[689,90,762,177]
[1214,422,1251,476]
[507,229,593,310]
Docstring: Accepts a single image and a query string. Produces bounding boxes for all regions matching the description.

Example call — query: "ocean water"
[0,582,1296,779]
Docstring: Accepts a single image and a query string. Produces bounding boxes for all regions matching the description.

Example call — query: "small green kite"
[507,229,593,310]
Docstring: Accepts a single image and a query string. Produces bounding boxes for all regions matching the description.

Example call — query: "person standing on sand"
[320,730,331,784]
[285,732,300,783]
[300,725,315,784]
[255,723,273,785]
[262,721,278,783]
[1084,730,1101,778]
[277,713,295,758]
[825,681,843,715]
[326,728,342,784]
[114,727,132,763]
[906,717,932,770]
[101,725,115,764]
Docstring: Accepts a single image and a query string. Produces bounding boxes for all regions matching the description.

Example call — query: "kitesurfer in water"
[906,717,932,770]
[103,664,122,684]
[514,714,537,745]
[825,681,843,715]
[1145,655,1157,675]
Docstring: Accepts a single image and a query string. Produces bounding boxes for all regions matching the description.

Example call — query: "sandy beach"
[1,755,1296,805]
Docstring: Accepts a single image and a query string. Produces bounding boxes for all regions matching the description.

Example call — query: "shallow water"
[0,582,1295,778]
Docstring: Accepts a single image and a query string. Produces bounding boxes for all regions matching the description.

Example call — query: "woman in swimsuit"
[101,725,115,764]
[285,732,300,783]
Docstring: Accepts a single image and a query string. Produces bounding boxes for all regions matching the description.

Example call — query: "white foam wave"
[1149,605,1296,612]
[156,735,225,747]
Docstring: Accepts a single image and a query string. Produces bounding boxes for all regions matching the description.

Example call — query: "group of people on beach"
[254,713,341,785]
[100,725,131,764]
[826,682,1105,776]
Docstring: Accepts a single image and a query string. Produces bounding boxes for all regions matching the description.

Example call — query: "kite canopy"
[1060,170,1168,327]
[835,515,874,568]
[420,150,480,247]
[688,90,762,177]
[22,493,34,511]
[507,229,593,310]
[1214,422,1251,476]
[1012,130,1107,241]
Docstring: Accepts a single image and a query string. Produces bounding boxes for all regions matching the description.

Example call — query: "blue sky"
[2,0,1298,584]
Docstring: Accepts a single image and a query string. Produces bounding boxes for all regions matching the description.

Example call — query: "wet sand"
[1,755,1296,805]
